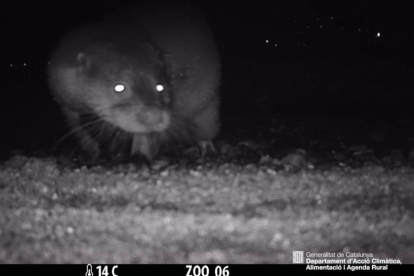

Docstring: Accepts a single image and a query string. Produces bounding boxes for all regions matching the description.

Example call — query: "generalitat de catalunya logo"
[293,251,304,263]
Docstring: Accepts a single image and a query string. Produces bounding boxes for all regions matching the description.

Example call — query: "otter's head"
[75,42,172,134]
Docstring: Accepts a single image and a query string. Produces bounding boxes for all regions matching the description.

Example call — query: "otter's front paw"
[197,141,216,158]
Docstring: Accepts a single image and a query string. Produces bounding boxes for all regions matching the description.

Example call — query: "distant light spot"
[156,84,164,92]
[23,63,27,66]
[265,39,269,43]
[376,32,380,37]
[114,84,125,93]
[320,25,323,28]
[9,64,13,67]
[274,43,277,47]
[330,16,333,19]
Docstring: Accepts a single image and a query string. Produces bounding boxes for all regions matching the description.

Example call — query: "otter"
[47,2,221,163]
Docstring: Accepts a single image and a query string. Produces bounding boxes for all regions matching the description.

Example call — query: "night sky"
[2,1,413,65]
[0,0,413,154]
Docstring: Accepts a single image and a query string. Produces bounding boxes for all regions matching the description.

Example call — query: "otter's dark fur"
[47,2,221,162]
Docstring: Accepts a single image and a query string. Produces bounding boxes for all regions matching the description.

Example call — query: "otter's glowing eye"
[155,84,164,92]
[114,84,125,93]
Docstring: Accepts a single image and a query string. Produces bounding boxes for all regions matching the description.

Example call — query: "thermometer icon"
[86,264,93,276]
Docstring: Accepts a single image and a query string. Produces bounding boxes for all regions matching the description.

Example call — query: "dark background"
[0,0,413,157]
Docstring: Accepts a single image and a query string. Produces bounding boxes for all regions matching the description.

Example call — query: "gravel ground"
[1,155,413,263]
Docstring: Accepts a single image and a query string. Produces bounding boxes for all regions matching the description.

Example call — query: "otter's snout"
[137,107,162,125]
[136,106,170,132]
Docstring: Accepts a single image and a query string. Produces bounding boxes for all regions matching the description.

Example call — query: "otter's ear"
[76,53,91,71]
